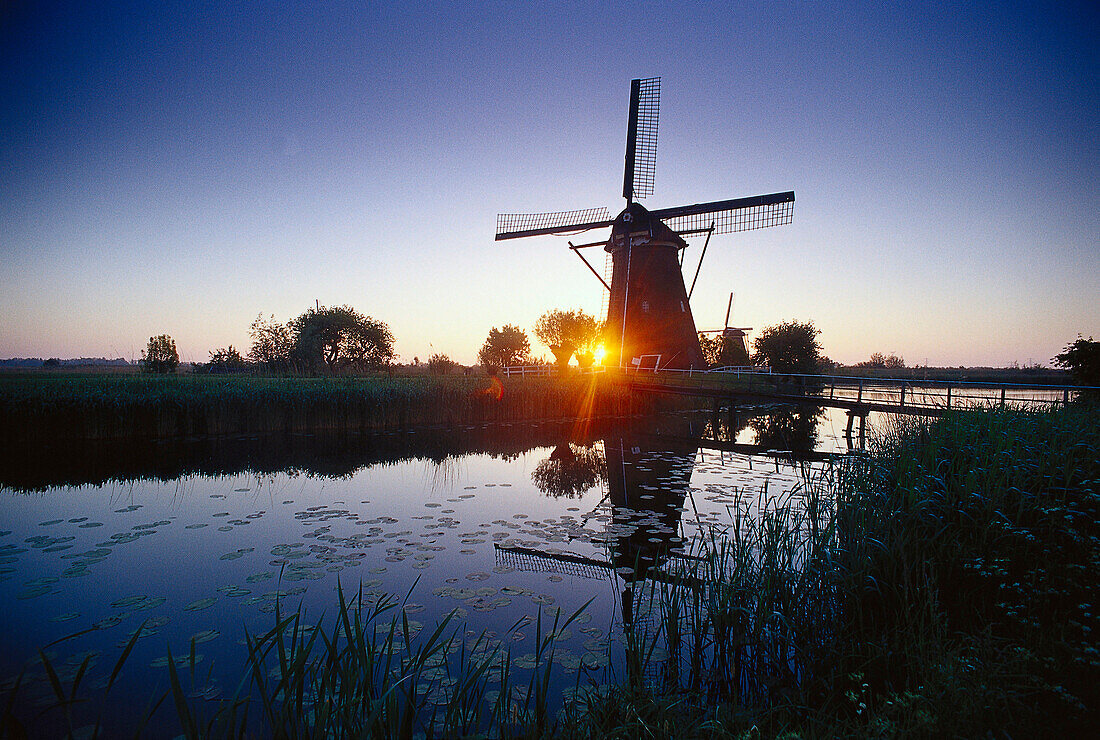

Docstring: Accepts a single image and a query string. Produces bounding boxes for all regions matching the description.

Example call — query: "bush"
[427,353,458,375]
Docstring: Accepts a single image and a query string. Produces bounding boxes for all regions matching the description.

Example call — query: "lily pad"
[183,597,218,612]
[111,596,148,609]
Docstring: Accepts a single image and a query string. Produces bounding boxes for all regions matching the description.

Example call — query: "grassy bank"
[4,405,1096,737]
[0,373,654,442]
[565,404,1099,737]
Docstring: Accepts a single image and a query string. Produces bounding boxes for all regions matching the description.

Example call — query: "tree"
[427,353,458,375]
[478,325,530,369]
[698,332,750,368]
[751,320,824,374]
[1053,335,1100,387]
[248,314,293,371]
[199,346,250,374]
[533,309,601,366]
[140,334,179,373]
[860,352,887,368]
[857,352,905,369]
[289,305,395,373]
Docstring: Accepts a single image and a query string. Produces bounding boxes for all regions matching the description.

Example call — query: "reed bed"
[0,374,652,442]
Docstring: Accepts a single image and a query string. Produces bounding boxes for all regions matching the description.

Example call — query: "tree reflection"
[748,406,824,452]
[531,443,607,498]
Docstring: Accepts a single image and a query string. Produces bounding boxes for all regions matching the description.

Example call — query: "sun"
[593,344,607,366]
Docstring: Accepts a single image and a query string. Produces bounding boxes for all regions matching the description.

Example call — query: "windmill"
[699,292,752,368]
[496,77,794,370]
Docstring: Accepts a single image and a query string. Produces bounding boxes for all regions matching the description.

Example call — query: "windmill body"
[606,203,704,368]
[496,77,794,371]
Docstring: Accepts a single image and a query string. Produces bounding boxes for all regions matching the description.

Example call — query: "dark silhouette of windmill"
[496,77,795,370]
[699,292,752,367]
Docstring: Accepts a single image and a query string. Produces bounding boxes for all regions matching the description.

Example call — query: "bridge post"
[946,386,951,409]
[1063,389,1070,407]
[857,379,863,405]
[1000,387,1006,409]
[900,383,905,409]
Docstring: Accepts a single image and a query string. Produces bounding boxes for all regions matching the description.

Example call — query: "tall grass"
[829,406,1100,736]
[0,374,653,442]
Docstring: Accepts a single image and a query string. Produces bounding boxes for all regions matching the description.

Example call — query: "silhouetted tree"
[140,335,179,374]
[248,314,293,371]
[289,305,394,373]
[751,320,824,374]
[427,353,458,375]
[533,309,601,366]
[199,346,250,374]
[1053,335,1100,388]
[857,352,905,369]
[478,325,530,369]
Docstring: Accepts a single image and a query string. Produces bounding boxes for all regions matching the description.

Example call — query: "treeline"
[141,305,401,376]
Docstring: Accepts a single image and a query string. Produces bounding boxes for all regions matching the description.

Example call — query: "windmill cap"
[606,202,687,252]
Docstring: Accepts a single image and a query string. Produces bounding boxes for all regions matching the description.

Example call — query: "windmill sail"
[495,207,612,241]
[653,191,795,235]
[622,77,660,202]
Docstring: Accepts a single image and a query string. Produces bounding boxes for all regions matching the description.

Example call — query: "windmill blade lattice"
[654,191,795,236]
[495,207,612,241]
[623,77,660,201]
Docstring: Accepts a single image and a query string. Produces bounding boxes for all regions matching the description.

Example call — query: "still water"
[0,407,866,735]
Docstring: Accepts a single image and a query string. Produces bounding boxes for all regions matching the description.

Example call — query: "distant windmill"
[699,292,752,367]
[496,77,794,370]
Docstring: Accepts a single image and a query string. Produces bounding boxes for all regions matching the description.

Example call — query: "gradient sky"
[2,1,1097,367]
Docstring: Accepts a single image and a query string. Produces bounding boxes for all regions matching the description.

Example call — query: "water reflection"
[0,408,852,733]
[531,443,607,498]
[604,424,697,628]
[748,406,824,452]
[0,421,602,493]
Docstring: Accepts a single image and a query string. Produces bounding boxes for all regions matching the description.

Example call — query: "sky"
[1,1,1097,367]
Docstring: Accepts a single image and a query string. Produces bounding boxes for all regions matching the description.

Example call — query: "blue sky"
[2,1,1097,366]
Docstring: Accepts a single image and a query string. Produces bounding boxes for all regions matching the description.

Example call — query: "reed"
[0,374,655,442]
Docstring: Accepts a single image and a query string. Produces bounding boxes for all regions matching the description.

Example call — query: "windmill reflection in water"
[498,412,839,700]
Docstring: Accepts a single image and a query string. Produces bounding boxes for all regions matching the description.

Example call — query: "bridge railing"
[651,371,1082,413]
[499,365,607,377]
[784,373,1086,411]
[621,365,772,377]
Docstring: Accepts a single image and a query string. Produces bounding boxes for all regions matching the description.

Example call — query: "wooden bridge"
[620,368,1080,416]
[616,368,1085,447]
